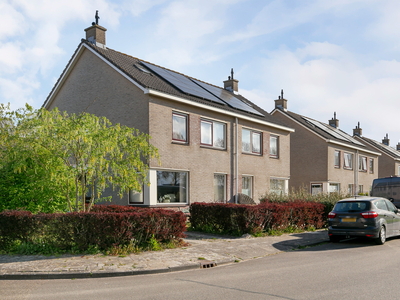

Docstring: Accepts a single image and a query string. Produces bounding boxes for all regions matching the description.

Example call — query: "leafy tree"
[0,104,159,212]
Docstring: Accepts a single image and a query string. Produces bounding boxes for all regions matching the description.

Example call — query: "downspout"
[235,117,238,204]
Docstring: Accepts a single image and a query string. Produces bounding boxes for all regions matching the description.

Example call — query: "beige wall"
[148,95,291,204]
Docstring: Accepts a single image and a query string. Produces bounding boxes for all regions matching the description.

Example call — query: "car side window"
[385,200,397,213]
[375,200,389,211]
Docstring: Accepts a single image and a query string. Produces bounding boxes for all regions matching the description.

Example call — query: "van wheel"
[375,226,386,245]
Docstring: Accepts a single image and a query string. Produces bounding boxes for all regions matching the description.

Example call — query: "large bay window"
[214,174,226,202]
[242,176,253,198]
[242,129,262,154]
[201,119,226,149]
[270,136,279,158]
[344,152,353,169]
[157,170,188,204]
[172,113,188,143]
[359,156,367,172]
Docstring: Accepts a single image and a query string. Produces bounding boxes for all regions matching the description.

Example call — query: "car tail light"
[328,212,337,219]
[361,211,378,219]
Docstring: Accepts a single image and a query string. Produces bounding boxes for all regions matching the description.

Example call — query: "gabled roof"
[356,136,400,160]
[44,40,293,132]
[272,108,380,155]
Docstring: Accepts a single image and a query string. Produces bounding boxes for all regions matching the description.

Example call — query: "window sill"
[269,156,279,159]
[359,170,367,173]
[200,145,226,151]
[172,140,189,145]
[242,152,262,156]
[343,168,353,170]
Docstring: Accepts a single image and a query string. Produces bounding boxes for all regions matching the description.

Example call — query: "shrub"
[0,206,186,253]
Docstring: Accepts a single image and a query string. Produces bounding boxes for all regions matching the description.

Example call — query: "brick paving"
[0,230,329,279]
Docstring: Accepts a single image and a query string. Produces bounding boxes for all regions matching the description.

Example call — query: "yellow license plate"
[342,218,356,222]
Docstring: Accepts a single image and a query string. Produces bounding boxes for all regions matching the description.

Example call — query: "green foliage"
[0,103,159,213]
[148,234,162,251]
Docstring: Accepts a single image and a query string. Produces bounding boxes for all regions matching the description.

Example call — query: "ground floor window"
[311,183,322,195]
[329,183,340,193]
[157,171,188,203]
[214,174,226,202]
[242,176,253,198]
[359,185,363,194]
[270,178,287,195]
[348,184,354,195]
[129,189,143,204]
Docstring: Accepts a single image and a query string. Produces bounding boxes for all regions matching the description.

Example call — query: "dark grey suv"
[328,196,400,245]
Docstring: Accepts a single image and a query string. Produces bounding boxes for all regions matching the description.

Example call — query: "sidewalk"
[0,230,329,280]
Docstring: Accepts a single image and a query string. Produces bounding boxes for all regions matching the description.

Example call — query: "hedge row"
[0,206,186,251]
[190,201,325,235]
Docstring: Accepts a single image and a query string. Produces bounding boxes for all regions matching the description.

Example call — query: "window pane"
[201,121,212,145]
[344,153,353,169]
[214,174,226,202]
[270,136,278,156]
[242,129,251,152]
[242,176,252,197]
[329,183,339,193]
[129,189,143,203]
[312,184,322,195]
[370,159,374,173]
[335,151,340,167]
[348,184,353,195]
[270,179,285,195]
[213,122,225,148]
[252,132,261,154]
[157,171,187,203]
[172,114,187,141]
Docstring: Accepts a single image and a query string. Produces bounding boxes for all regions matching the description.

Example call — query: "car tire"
[329,235,342,243]
[375,226,386,245]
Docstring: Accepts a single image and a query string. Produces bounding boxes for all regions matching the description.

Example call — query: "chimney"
[223,68,239,92]
[274,89,287,112]
[382,133,390,146]
[353,122,362,136]
[84,10,107,48]
[397,142,400,151]
[329,112,339,128]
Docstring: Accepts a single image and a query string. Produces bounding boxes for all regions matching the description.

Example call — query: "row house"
[271,93,380,195]
[42,21,294,207]
[353,128,400,178]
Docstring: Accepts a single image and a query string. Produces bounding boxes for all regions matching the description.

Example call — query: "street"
[2,237,400,300]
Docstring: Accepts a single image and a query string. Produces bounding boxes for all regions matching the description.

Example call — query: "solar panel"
[141,62,225,105]
[303,117,364,146]
[192,79,264,116]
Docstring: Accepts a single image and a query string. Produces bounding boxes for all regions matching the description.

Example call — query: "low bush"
[0,206,186,254]
[189,201,325,236]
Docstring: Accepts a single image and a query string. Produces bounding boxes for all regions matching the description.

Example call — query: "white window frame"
[213,173,226,203]
[156,170,189,204]
[270,178,287,195]
[334,150,340,168]
[311,183,323,195]
[344,152,353,170]
[329,183,340,194]
[242,128,262,155]
[172,112,188,143]
[201,119,226,149]
[128,188,144,204]
[359,156,367,172]
[270,135,279,158]
[242,175,253,198]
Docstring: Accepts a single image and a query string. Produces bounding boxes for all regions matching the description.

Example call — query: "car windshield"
[334,201,370,212]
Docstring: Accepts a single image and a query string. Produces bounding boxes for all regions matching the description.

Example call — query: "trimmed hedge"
[190,201,325,235]
[0,206,186,251]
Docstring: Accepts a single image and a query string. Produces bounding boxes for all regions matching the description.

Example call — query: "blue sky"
[2,0,400,144]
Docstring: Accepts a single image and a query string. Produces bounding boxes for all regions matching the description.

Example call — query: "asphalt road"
[2,237,400,300]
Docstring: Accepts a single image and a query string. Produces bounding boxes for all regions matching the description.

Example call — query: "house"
[271,92,380,195]
[42,20,294,207]
[352,127,400,178]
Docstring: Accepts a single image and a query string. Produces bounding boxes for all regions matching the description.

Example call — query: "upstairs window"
[344,152,353,169]
[359,156,367,172]
[201,119,226,149]
[242,129,262,154]
[270,136,279,158]
[334,150,340,168]
[369,158,374,173]
[172,113,188,143]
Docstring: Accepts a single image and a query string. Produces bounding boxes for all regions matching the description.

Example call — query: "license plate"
[341,218,356,222]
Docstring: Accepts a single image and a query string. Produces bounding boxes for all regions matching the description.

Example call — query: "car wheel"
[375,226,386,245]
[329,235,342,243]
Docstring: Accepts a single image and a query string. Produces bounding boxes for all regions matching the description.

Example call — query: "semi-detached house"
[271,93,380,195]
[43,22,294,207]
